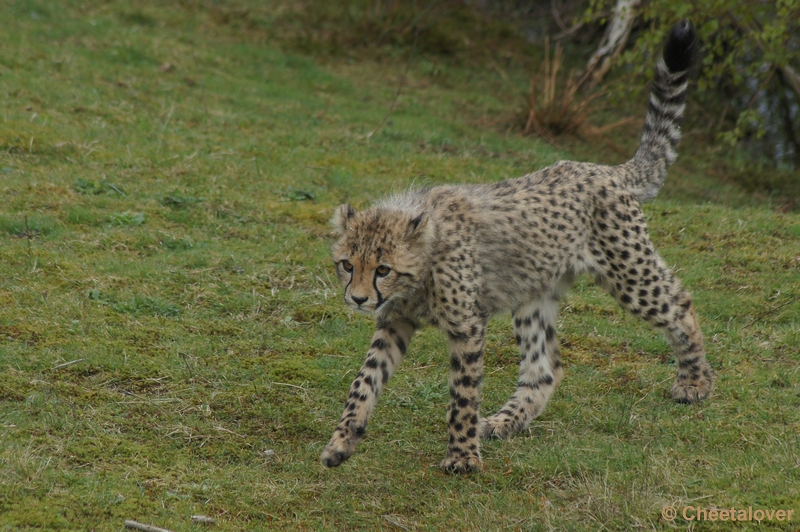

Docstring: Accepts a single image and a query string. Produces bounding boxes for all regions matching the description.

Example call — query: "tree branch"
[578,0,641,91]
[726,13,800,101]
[781,65,800,99]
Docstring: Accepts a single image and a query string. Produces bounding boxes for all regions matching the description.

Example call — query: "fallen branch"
[124,520,174,532]
[50,358,84,371]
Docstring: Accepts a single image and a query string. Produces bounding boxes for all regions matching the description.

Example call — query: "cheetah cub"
[322,20,712,473]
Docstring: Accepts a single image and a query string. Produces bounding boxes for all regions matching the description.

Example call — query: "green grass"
[1,1,798,530]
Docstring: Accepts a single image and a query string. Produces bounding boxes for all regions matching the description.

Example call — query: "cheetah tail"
[628,20,697,201]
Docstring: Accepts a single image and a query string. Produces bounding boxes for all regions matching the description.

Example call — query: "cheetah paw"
[320,444,352,468]
[670,374,713,404]
[440,453,483,474]
[320,428,363,467]
[478,416,516,440]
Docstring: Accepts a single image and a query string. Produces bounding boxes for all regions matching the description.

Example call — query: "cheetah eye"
[341,260,353,273]
[375,265,391,277]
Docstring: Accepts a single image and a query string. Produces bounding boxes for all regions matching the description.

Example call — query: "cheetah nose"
[351,295,368,306]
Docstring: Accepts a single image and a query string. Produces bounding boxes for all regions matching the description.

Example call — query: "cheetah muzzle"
[321,20,712,474]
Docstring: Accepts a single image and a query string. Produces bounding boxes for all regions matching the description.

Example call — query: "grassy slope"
[1,1,798,530]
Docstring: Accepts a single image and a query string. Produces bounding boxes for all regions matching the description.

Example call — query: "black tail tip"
[663,20,696,73]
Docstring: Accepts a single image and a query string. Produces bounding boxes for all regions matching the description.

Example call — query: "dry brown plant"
[518,38,599,143]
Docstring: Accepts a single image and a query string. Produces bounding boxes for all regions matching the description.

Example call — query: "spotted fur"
[322,21,712,473]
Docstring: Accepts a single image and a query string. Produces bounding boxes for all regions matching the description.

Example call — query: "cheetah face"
[333,255,395,314]
[330,204,434,316]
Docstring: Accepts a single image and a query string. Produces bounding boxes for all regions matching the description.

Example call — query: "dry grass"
[516,38,598,143]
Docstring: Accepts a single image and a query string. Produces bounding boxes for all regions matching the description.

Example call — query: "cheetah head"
[330,204,434,316]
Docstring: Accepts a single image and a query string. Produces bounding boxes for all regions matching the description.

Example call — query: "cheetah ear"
[331,204,356,235]
[406,212,434,243]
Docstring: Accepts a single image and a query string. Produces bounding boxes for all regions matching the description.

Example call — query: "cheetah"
[321,20,712,473]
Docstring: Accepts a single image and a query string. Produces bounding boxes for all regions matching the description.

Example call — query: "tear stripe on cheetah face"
[322,20,712,473]
[331,204,434,316]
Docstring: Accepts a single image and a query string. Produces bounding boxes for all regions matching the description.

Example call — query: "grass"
[1,0,798,530]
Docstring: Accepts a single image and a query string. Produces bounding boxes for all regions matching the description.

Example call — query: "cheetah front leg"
[440,317,487,473]
[321,319,415,467]
[480,296,563,440]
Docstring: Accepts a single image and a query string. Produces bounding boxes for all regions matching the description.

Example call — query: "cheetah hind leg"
[480,296,563,440]
[665,298,713,403]
[590,232,713,403]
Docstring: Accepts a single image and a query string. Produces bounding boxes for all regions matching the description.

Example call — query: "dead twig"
[742,294,800,329]
[487,54,526,100]
[582,116,636,136]
[124,521,174,532]
[213,426,247,438]
[367,30,418,141]
[384,515,410,531]
[24,215,33,257]
[108,182,127,198]
[550,0,569,33]
[270,381,311,392]
[553,20,585,41]
[50,358,85,371]
[366,67,409,141]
